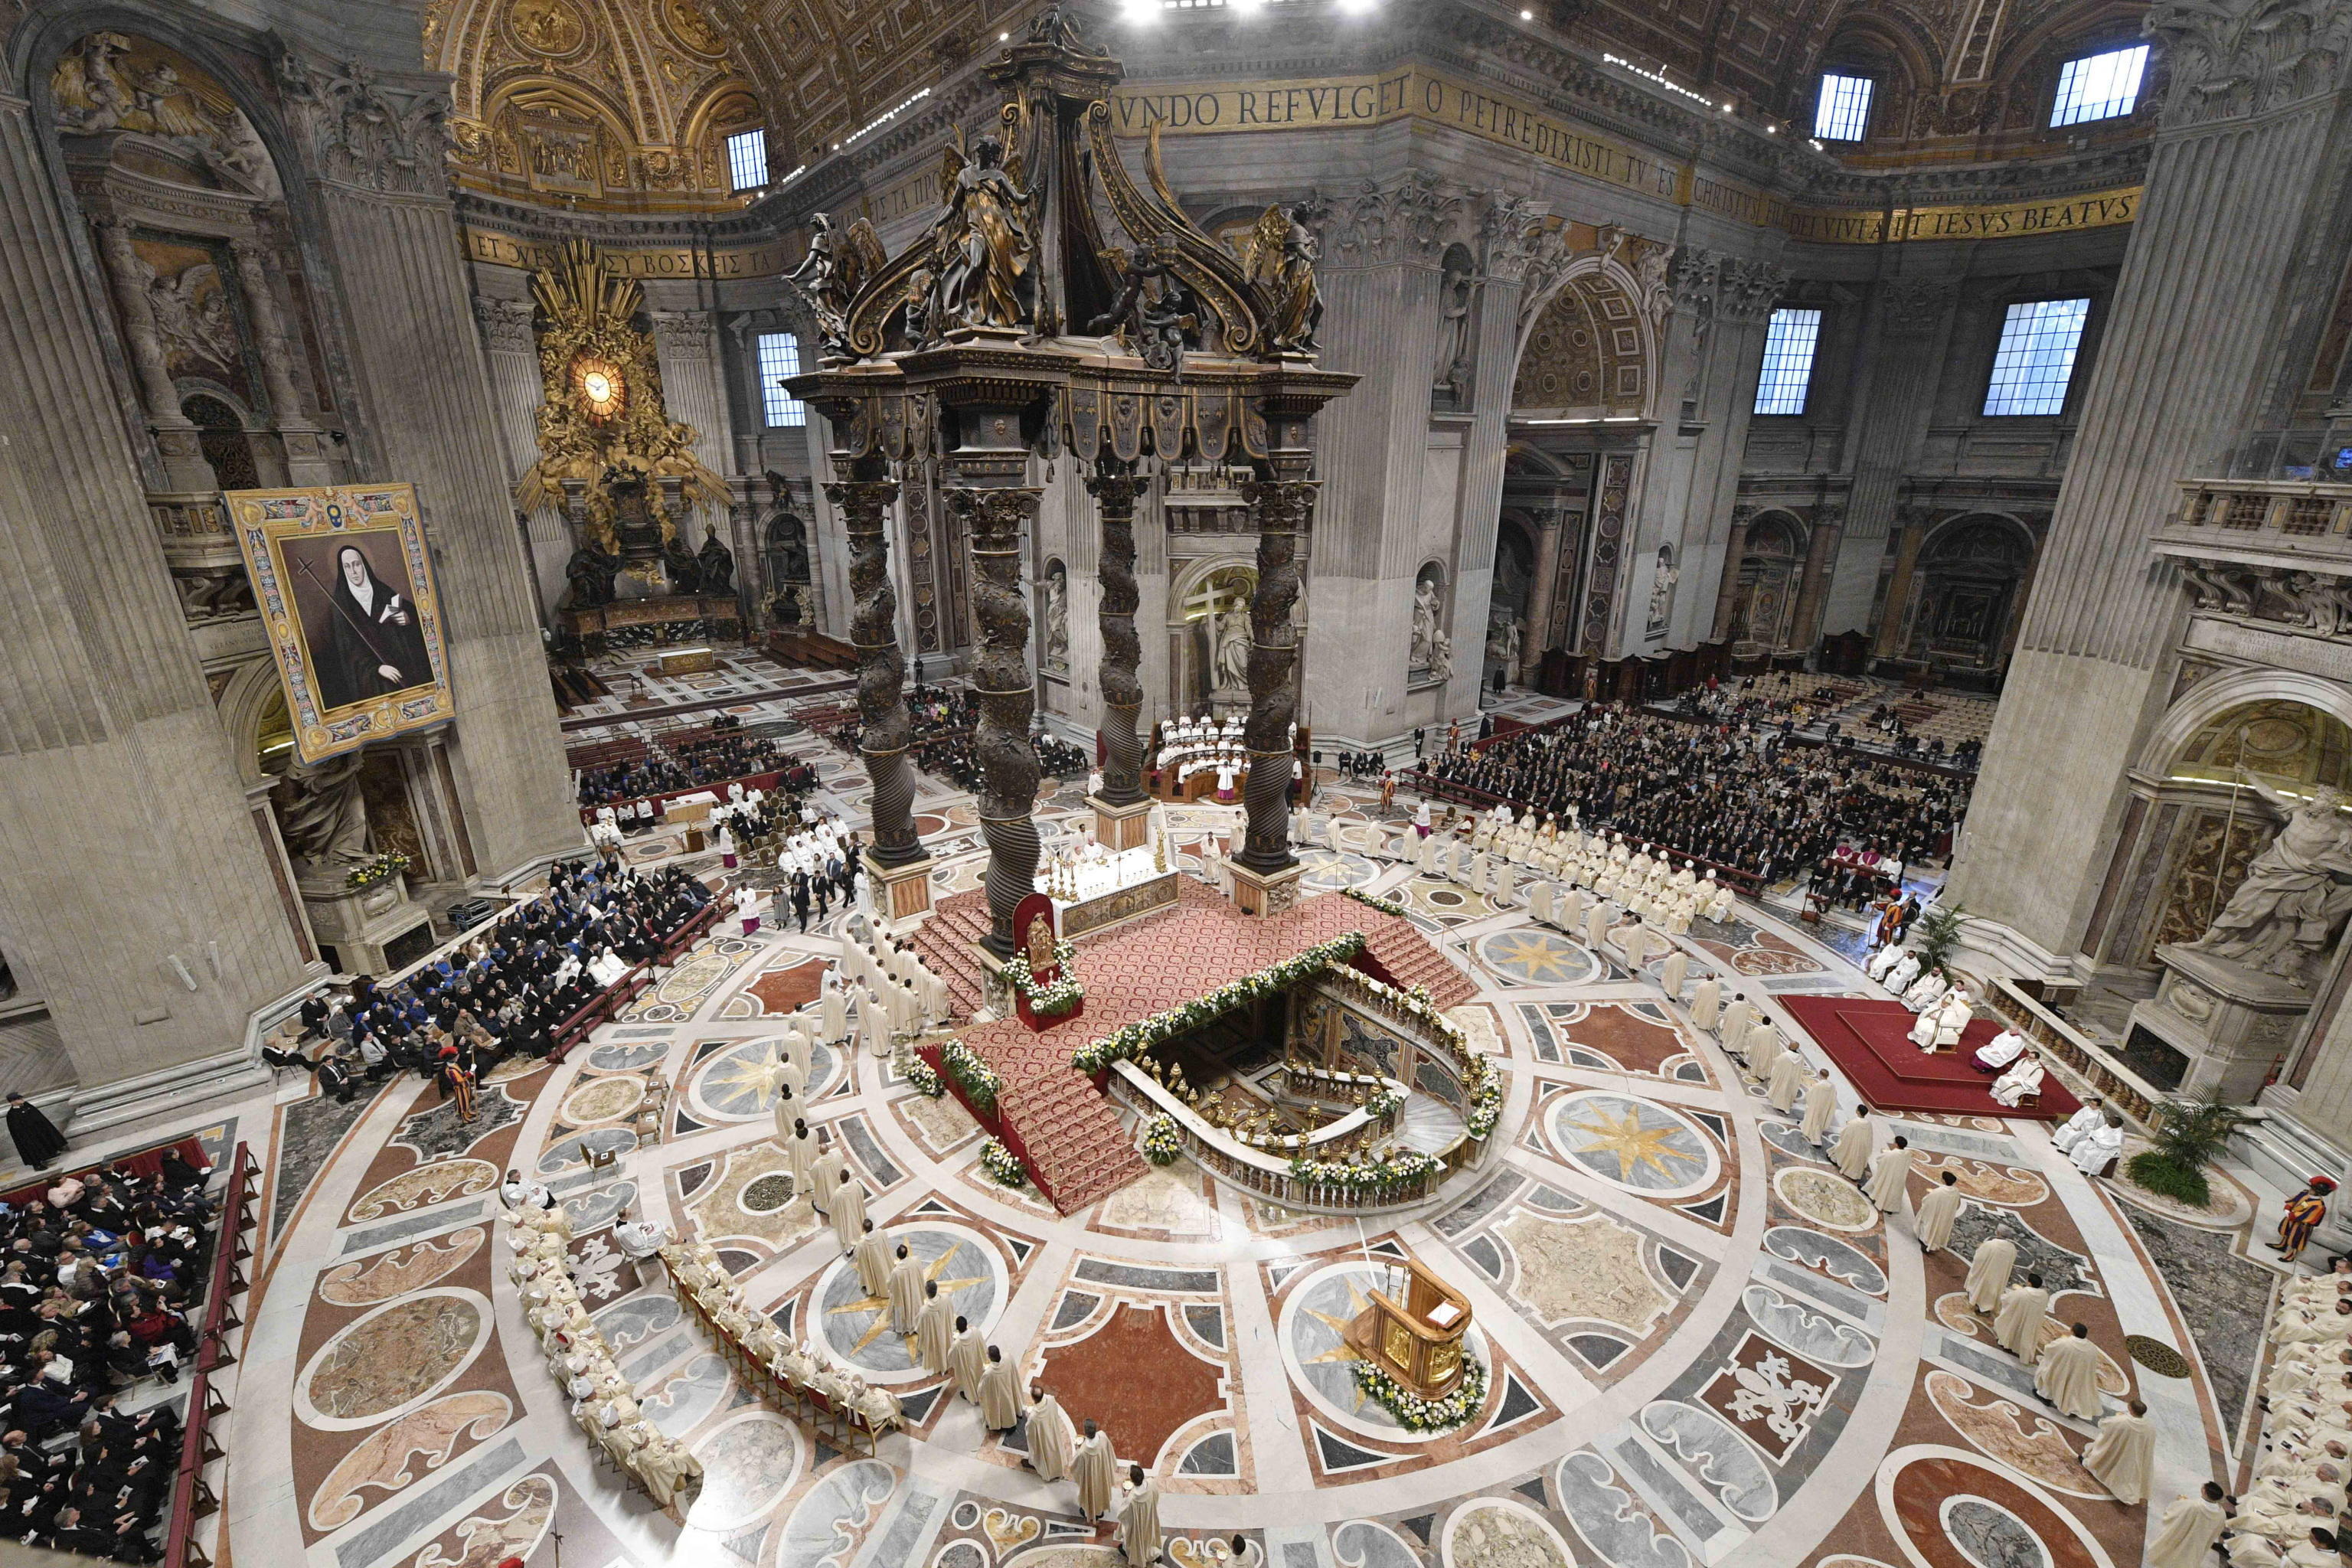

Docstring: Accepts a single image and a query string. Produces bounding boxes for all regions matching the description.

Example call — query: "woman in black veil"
[311,542,433,710]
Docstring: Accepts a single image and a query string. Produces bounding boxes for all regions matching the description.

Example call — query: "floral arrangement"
[1359,1086,1406,1121]
[1003,937,1084,1017]
[1342,887,1410,919]
[345,852,411,891]
[936,1037,1000,1119]
[1462,1054,1503,1140]
[1139,1113,1182,1166]
[1072,933,1368,1073]
[1288,1148,1444,1194]
[904,1057,943,1099]
[1351,1350,1487,1432]
[978,1135,1026,1188]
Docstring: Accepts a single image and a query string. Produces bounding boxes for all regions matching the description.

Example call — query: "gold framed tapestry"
[227,484,455,763]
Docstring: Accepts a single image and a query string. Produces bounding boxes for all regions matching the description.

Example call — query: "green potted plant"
[2125,1093,2246,1208]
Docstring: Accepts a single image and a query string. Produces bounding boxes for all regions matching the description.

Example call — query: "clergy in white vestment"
[1529,880,1555,926]
[2068,1112,2126,1176]
[1990,1054,2047,1107]
[1719,996,1757,1049]
[1965,1236,2017,1313]
[1117,1467,1163,1568]
[1027,1386,1077,1481]
[1907,1001,1942,1049]
[2035,1322,2105,1420]
[949,1318,988,1402]
[913,1285,955,1373]
[808,1139,846,1216]
[820,971,848,1043]
[1766,1051,1808,1113]
[1994,1274,2051,1362]
[1867,942,1907,982]
[829,1172,868,1252]
[1974,1027,2029,1073]
[1831,1107,1877,1180]
[1073,1422,1118,1519]
[2080,1400,2155,1503]
[2147,1486,2230,1568]
[1902,969,1949,1012]
[1746,1021,1784,1078]
[1865,1137,1915,1214]
[1800,1072,1838,1144]
[1916,1171,1966,1253]
[1883,952,1922,995]
[1691,975,1722,1032]
[886,1245,925,1332]
[977,1347,1024,1431]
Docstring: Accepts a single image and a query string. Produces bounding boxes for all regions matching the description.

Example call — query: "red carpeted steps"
[908,890,995,1021]
[1004,1078,1148,1213]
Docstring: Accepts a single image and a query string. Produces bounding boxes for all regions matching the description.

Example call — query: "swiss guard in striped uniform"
[2272,1175,2337,1263]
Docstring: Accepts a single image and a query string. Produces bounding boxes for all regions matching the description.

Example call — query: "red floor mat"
[1779,995,2081,1122]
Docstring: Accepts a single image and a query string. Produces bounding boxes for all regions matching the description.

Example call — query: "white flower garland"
[1288,1148,1445,1194]
[1072,932,1369,1073]
[904,1058,943,1099]
[1360,1086,1406,1121]
[978,1135,1026,1187]
[1003,936,1084,1017]
[936,1037,1001,1118]
[1341,887,1410,919]
[1351,1350,1487,1432]
[1138,1113,1182,1166]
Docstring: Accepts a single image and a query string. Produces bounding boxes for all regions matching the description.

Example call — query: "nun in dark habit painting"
[309,542,433,711]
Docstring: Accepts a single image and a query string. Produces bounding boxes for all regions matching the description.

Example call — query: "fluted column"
[1088,457,1145,805]
[228,233,331,483]
[91,215,213,492]
[956,486,1044,955]
[1519,514,1563,683]
[1786,507,1844,659]
[833,462,924,868]
[1710,505,1757,644]
[1238,478,1312,873]
[1873,511,1931,659]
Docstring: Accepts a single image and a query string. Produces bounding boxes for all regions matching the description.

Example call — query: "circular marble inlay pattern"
[348,1158,498,1223]
[1278,1263,1490,1442]
[1877,1448,2109,1568]
[691,1037,842,1122]
[1547,1091,1718,1198]
[1298,848,1380,893]
[1442,1499,1574,1568]
[561,1074,644,1125]
[688,1411,802,1531]
[741,1172,795,1214]
[584,1039,670,1072]
[1775,1165,1880,1232]
[536,1125,637,1174]
[1478,929,1600,985]
[813,1224,1004,1383]
[296,1289,492,1430]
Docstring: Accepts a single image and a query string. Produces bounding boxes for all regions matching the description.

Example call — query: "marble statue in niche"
[1411,569,1452,682]
[2184,769,2352,985]
[1044,563,1070,675]
[1213,604,1250,697]
[1648,545,1677,633]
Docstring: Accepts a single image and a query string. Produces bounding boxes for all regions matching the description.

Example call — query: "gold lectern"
[1346,1257,1472,1397]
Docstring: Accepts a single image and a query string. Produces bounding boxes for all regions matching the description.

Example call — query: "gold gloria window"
[570,355,626,422]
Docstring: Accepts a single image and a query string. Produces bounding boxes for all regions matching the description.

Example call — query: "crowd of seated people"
[272,858,714,1099]
[1413,704,1970,887]
[1034,733,1087,777]
[576,734,812,807]
[0,1152,220,1562]
[828,684,1081,792]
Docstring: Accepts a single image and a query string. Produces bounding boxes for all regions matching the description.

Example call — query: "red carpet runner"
[1778,995,2081,1122]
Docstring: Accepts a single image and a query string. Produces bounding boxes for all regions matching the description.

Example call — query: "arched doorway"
[185,394,259,490]
[1730,513,1805,657]
[1902,514,2034,680]
[1171,561,1256,717]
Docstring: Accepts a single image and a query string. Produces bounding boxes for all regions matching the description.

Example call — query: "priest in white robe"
[1990,1053,2047,1108]
[1865,1136,1916,1214]
[1974,1026,2030,1073]
[2147,1485,2230,1568]
[1116,1466,1162,1567]
[1800,1070,1838,1144]
[1831,1106,1877,1180]
[2068,1111,2126,1176]
[1916,1171,1967,1254]
[1766,1050,1808,1113]
[1073,1421,1118,1519]
[1994,1272,2051,1363]
[1027,1384,1077,1481]
[1965,1236,2018,1315]
[2080,1400,2154,1504]
[2035,1321,2105,1420]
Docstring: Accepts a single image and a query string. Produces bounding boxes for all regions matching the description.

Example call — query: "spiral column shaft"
[832,469,926,868]
[1087,458,1146,807]
[955,486,1044,955]
[1238,478,1313,872]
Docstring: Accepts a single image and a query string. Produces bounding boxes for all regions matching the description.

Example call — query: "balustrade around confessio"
[1984,978,2161,1129]
[1112,1061,1461,1212]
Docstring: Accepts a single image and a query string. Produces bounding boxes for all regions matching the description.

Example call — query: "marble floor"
[186,693,2300,1568]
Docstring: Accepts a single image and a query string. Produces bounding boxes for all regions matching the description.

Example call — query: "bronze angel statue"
[787,212,886,361]
[1243,204,1323,354]
[926,130,1037,334]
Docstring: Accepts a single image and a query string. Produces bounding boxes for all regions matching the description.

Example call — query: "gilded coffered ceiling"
[424,0,766,211]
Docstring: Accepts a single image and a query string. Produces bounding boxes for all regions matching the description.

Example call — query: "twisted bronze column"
[1237,478,1314,872]
[832,466,925,868]
[1087,456,1146,807]
[954,486,1044,955]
